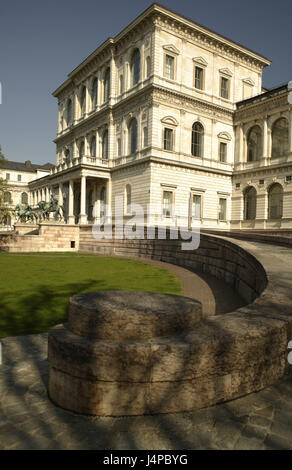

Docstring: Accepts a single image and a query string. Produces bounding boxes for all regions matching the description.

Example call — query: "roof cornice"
[52,3,271,99]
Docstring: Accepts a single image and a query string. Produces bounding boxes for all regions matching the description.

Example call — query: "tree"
[0,146,12,225]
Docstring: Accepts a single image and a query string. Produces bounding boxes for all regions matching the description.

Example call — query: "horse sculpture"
[15,204,38,224]
[15,195,64,224]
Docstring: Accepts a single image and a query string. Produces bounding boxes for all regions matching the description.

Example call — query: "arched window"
[191,122,204,157]
[4,192,11,204]
[90,136,96,157]
[103,67,110,102]
[91,77,98,108]
[146,56,151,78]
[79,141,85,158]
[66,99,72,126]
[128,118,138,154]
[125,184,131,214]
[80,86,86,116]
[102,130,108,160]
[100,187,106,218]
[21,192,28,205]
[272,118,289,158]
[247,126,262,162]
[130,49,140,86]
[268,183,283,219]
[244,186,257,220]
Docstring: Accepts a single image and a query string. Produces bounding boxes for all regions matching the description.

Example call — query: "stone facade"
[2,3,292,231]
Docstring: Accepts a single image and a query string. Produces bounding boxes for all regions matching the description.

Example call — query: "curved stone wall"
[79,227,268,304]
[73,226,292,414]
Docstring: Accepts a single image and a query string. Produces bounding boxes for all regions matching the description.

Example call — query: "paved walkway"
[0,333,291,450]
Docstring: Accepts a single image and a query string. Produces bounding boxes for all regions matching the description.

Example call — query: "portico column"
[68,180,75,224]
[106,178,112,224]
[79,176,87,224]
[58,183,63,207]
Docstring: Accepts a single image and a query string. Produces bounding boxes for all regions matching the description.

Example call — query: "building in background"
[2,3,292,230]
[0,160,52,228]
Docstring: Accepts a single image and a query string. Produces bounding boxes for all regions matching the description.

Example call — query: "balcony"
[50,156,110,175]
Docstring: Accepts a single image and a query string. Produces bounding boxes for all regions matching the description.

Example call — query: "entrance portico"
[29,166,111,225]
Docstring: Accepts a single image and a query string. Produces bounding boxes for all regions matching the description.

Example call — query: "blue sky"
[0,0,291,165]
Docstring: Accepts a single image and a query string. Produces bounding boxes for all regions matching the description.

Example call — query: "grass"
[0,253,181,337]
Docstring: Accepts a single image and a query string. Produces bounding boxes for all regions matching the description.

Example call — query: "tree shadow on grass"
[0,280,108,337]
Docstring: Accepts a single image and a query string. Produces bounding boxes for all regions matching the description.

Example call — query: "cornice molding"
[53,4,270,100]
[234,93,289,123]
[152,85,234,120]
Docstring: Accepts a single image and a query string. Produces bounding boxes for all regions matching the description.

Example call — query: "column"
[68,180,75,224]
[79,176,87,224]
[263,118,268,164]
[84,134,88,159]
[106,178,112,223]
[109,52,115,105]
[93,182,99,224]
[85,79,89,117]
[238,124,244,166]
[58,183,63,207]
[73,90,79,124]
[108,112,114,161]
[96,129,99,159]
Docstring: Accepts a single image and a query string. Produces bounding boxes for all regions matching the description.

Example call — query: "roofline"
[52,2,271,98]
[236,83,288,108]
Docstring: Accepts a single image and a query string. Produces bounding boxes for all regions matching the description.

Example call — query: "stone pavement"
[0,333,291,450]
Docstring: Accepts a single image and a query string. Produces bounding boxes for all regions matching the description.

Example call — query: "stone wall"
[79,226,267,304]
[0,224,79,252]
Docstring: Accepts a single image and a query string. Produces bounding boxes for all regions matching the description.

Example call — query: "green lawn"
[0,253,181,337]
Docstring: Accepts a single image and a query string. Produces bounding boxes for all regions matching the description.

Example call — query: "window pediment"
[218,132,232,141]
[163,44,180,55]
[219,67,233,77]
[161,116,178,126]
[192,56,208,67]
[242,78,255,86]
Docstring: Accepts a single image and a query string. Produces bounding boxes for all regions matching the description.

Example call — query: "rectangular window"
[163,191,173,217]
[220,77,229,99]
[219,198,227,221]
[192,194,202,220]
[165,55,174,80]
[18,174,22,182]
[194,66,204,90]
[219,142,227,162]
[6,173,10,180]
[164,128,173,151]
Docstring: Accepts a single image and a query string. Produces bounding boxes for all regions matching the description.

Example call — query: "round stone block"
[68,291,202,340]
